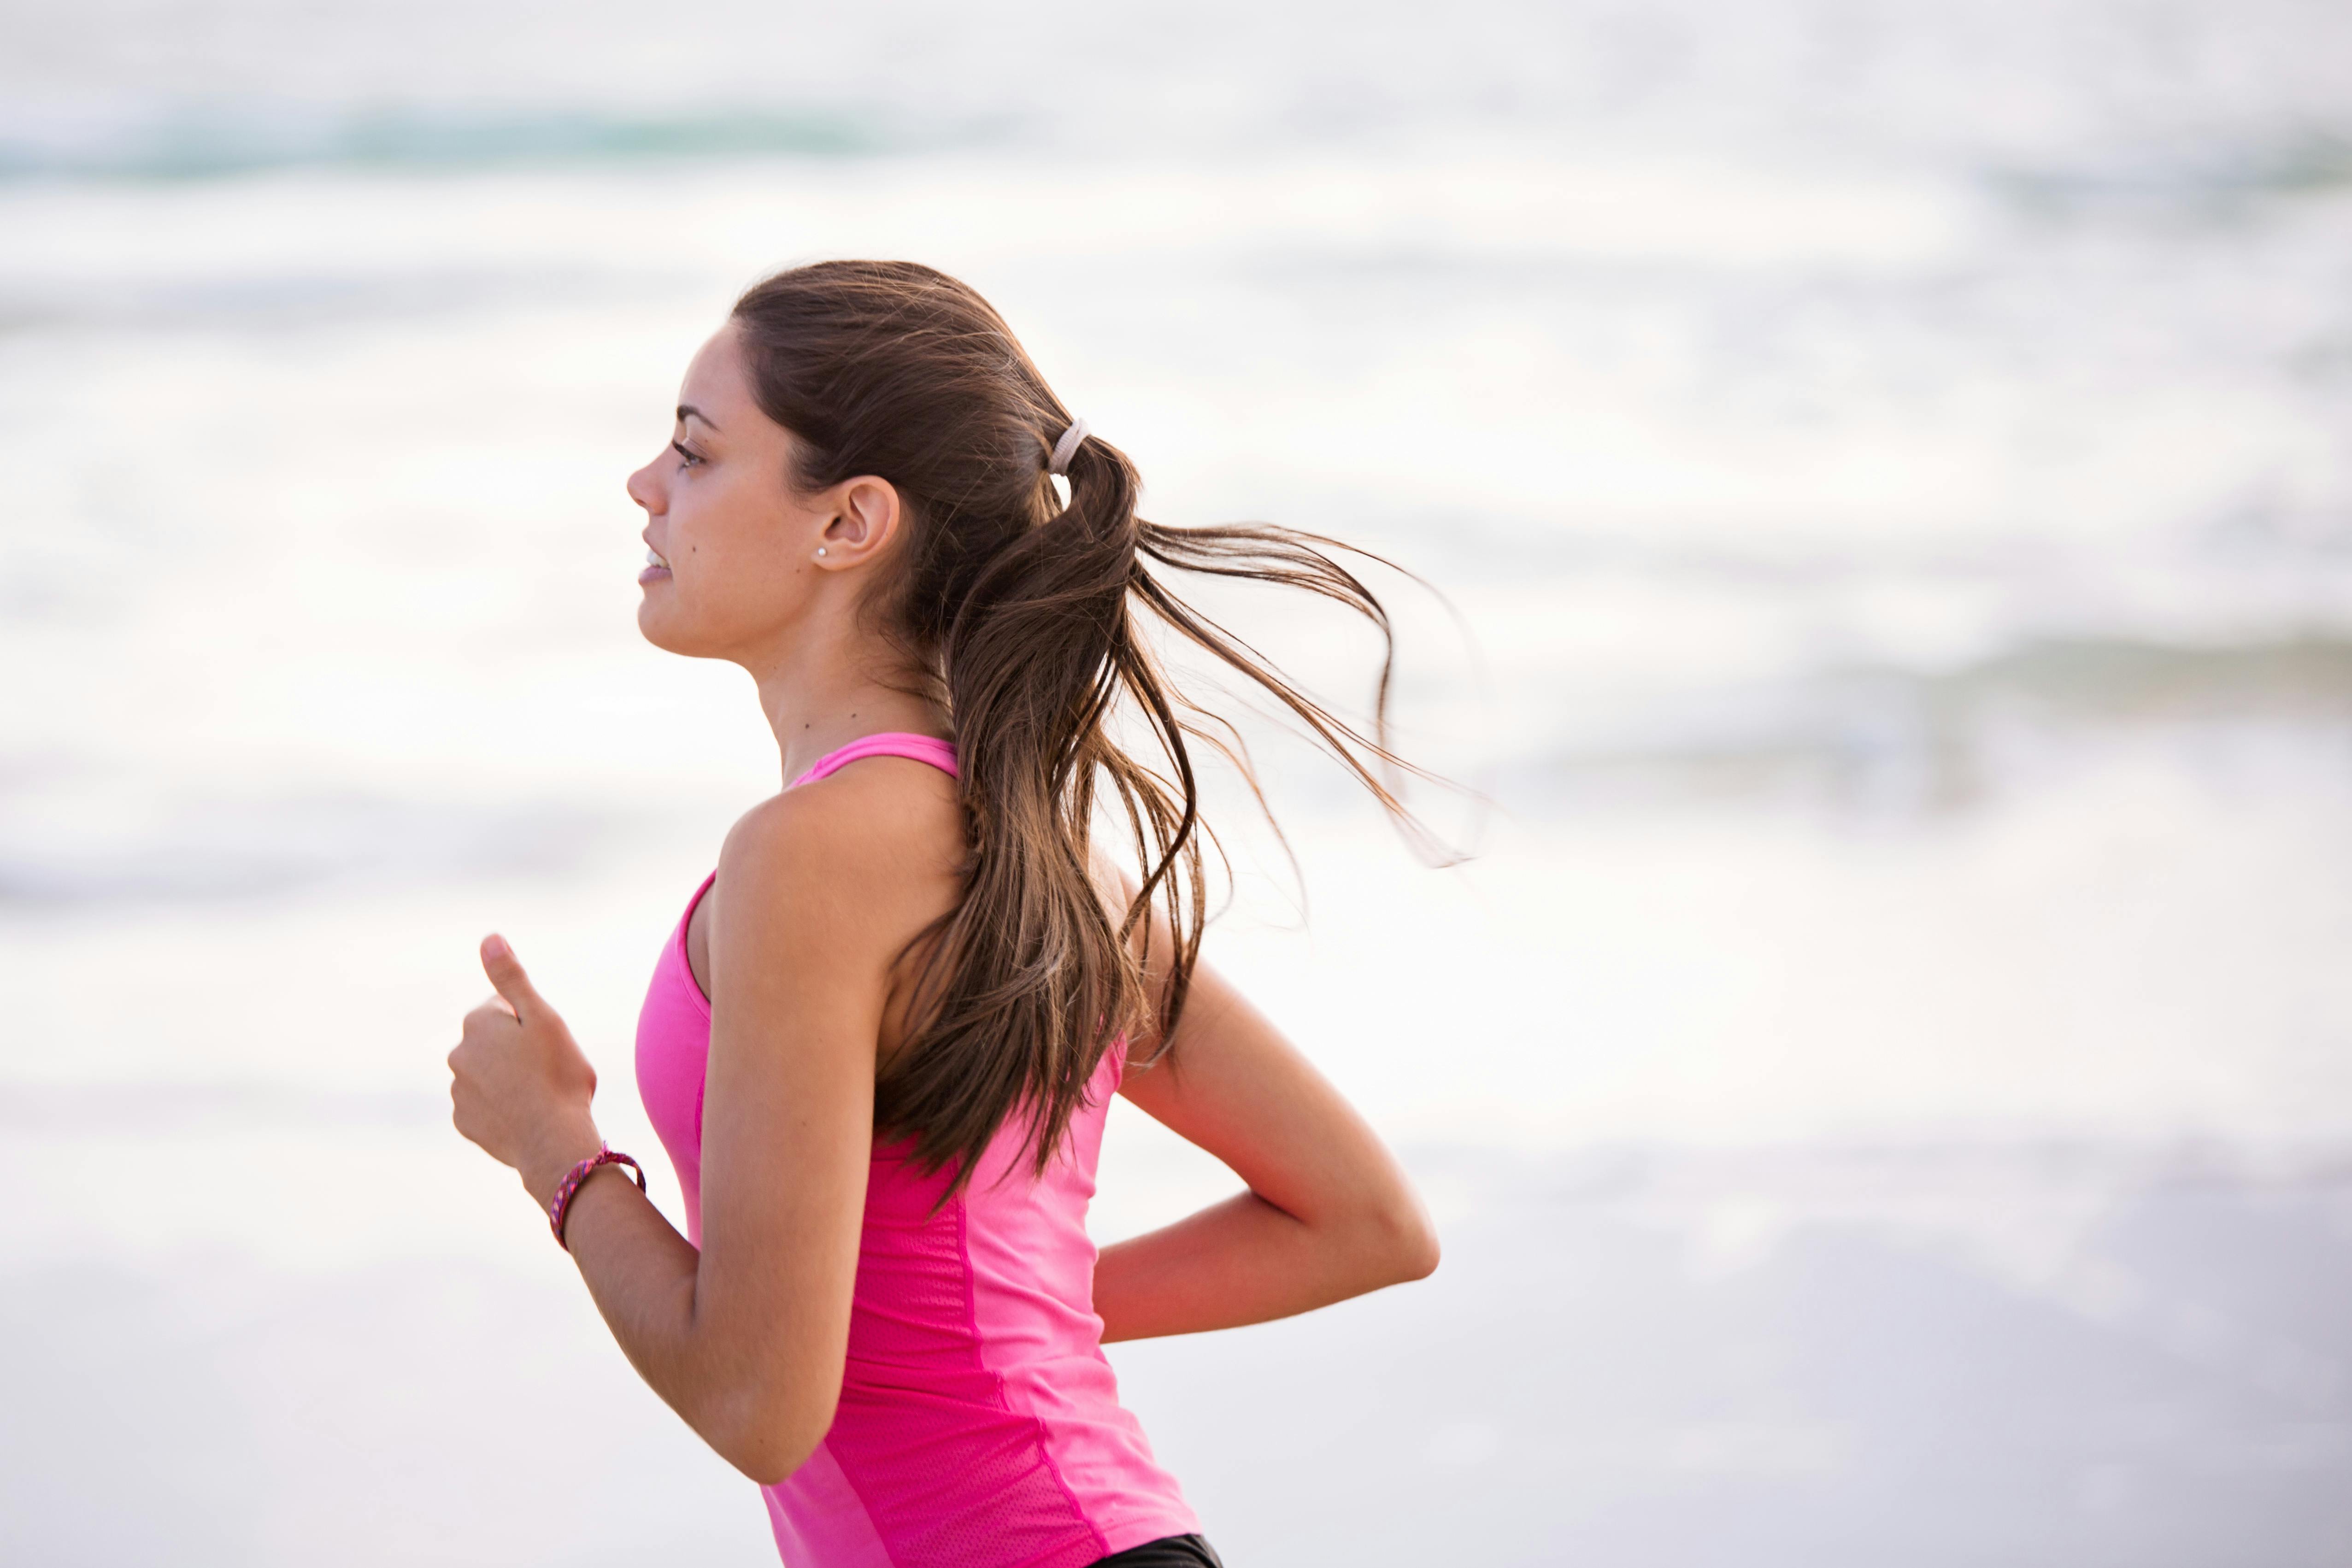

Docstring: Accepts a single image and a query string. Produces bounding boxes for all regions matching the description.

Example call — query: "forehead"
[677,323,755,422]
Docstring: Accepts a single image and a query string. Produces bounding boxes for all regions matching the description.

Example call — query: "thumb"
[480,934,548,1022]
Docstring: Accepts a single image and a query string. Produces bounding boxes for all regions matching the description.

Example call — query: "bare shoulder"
[1085,839,1141,916]
[717,758,964,947]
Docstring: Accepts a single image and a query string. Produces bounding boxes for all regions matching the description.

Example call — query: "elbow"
[708,1389,837,1488]
[1392,1211,1441,1283]
[730,1436,817,1491]
[1363,1194,1441,1286]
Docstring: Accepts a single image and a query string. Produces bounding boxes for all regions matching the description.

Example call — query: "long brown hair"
[732,259,1421,1186]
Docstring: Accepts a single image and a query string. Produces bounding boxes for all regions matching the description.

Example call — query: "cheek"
[643,484,808,644]
[670,503,759,595]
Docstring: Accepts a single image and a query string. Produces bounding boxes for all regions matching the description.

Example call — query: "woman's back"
[635,735,1198,1566]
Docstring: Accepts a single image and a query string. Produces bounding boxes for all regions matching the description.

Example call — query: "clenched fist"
[447,934,604,1207]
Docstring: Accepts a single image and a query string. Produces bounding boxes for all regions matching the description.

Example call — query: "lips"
[639,543,672,585]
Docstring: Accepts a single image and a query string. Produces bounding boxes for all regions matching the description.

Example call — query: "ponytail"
[731,260,1430,1188]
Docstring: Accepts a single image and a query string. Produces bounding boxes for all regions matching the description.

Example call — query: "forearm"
[544,1168,708,1399]
[1092,1189,1435,1343]
[519,1155,798,1474]
[451,849,892,1487]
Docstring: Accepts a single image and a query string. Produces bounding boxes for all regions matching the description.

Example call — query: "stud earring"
[816,546,828,558]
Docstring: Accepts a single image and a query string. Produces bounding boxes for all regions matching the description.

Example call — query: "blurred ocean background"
[6,1,2352,1562]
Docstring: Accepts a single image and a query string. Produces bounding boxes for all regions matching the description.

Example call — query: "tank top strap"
[788,731,959,788]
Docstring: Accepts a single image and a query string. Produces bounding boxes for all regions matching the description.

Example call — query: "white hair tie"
[1048,418,1088,477]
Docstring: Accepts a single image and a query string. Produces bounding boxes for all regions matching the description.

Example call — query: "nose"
[626,453,665,515]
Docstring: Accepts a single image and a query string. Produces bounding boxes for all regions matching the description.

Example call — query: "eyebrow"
[676,404,720,430]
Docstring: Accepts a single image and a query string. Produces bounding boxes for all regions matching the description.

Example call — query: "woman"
[446,259,1440,1568]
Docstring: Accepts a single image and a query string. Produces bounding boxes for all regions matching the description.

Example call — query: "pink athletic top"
[633,733,1200,1568]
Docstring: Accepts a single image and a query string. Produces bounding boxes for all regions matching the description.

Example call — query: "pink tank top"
[633,733,1199,1568]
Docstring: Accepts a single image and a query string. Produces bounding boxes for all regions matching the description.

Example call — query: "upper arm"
[693,768,962,1451]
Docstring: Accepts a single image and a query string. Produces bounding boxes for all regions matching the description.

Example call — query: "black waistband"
[1087,1534,1225,1568]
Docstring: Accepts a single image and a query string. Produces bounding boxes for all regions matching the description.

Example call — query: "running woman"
[446,260,1441,1568]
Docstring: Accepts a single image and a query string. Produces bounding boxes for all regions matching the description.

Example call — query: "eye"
[671,440,703,467]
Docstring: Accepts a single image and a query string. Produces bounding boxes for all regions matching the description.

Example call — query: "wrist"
[519,1122,605,1209]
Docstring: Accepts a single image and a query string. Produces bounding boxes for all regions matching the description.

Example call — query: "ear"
[815,476,902,570]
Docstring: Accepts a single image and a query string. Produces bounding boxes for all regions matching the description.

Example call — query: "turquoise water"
[4,2,2351,1562]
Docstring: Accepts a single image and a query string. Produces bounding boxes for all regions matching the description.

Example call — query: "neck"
[741,617,947,787]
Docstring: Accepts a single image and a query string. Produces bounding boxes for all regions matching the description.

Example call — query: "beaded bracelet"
[548,1144,647,1251]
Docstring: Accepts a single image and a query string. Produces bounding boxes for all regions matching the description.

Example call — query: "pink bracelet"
[548,1144,646,1251]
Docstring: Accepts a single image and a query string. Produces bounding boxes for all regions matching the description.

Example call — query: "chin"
[637,588,739,661]
[636,591,693,654]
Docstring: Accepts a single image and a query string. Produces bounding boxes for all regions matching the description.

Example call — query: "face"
[626,324,829,661]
